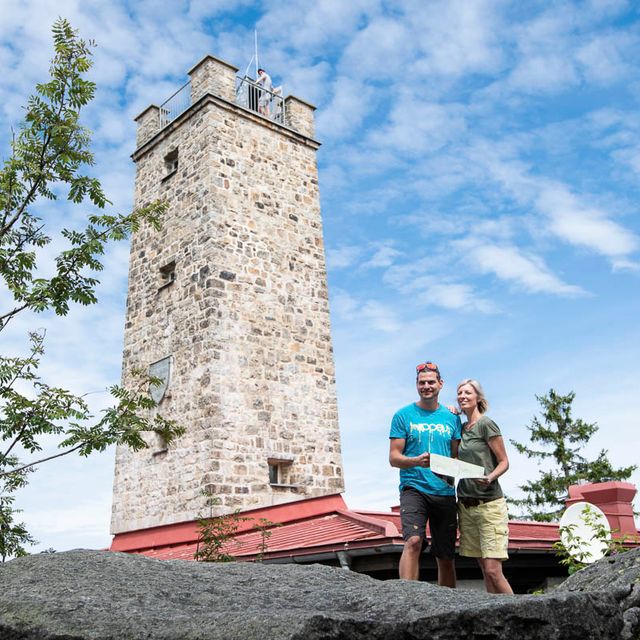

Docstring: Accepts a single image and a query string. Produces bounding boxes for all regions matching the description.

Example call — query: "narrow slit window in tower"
[158,260,176,290]
[163,149,179,178]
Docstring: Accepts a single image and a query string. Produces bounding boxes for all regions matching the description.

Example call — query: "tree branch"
[0,444,84,478]
[0,304,29,331]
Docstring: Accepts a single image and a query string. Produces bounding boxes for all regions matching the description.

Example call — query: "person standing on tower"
[389,361,462,587]
[256,67,273,116]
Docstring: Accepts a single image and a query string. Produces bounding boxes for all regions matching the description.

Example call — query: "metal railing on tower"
[157,74,286,131]
[235,76,285,125]
[159,81,192,129]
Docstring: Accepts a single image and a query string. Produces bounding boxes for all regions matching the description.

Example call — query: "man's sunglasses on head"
[416,361,439,374]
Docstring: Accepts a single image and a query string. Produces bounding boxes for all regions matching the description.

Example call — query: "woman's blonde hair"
[457,379,489,414]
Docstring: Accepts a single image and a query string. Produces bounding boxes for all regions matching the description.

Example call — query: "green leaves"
[0,496,36,563]
[0,19,181,558]
[509,389,636,522]
[0,349,185,479]
[0,17,170,332]
[552,504,636,575]
[194,493,248,563]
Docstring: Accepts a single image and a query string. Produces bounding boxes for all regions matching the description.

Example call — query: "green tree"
[0,469,35,562]
[509,389,635,522]
[194,491,247,563]
[254,517,281,563]
[0,19,185,557]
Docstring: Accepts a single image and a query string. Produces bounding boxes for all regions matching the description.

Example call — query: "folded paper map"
[430,453,485,479]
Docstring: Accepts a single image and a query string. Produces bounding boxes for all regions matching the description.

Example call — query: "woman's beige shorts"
[458,497,509,560]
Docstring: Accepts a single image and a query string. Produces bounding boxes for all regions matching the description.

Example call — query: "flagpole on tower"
[254,29,259,76]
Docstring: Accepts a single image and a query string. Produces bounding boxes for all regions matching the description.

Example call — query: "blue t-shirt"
[389,403,462,496]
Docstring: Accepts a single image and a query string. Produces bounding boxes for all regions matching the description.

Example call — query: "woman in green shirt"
[457,379,513,594]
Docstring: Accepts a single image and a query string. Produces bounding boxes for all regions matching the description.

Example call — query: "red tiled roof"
[234,511,391,555]
[127,509,403,562]
[111,493,350,553]
[112,494,585,562]
[110,482,640,564]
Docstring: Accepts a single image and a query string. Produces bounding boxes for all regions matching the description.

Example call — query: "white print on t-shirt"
[409,422,453,451]
[410,422,453,437]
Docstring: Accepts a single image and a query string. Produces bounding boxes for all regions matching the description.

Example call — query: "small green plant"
[194,490,247,563]
[553,505,638,575]
[254,517,281,563]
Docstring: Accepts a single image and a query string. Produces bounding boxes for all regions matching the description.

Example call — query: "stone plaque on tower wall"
[110,55,344,534]
[149,356,171,404]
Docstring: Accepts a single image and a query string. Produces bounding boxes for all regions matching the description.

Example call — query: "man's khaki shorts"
[457,497,509,560]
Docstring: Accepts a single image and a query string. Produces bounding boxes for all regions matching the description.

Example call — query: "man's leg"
[427,494,458,588]
[398,488,428,580]
[399,535,423,580]
[436,557,456,588]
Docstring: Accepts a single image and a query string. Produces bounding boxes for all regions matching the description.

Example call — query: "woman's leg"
[475,499,513,594]
[477,557,513,594]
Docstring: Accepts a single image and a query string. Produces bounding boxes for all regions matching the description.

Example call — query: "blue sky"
[1,0,639,552]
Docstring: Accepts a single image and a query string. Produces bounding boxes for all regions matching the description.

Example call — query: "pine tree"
[509,389,635,522]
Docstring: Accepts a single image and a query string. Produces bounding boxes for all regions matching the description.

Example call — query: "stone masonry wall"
[111,89,343,533]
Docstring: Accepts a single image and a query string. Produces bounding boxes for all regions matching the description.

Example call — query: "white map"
[430,453,485,479]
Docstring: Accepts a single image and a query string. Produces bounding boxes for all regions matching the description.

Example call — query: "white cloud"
[383,260,494,312]
[536,184,639,262]
[409,0,505,78]
[360,300,403,333]
[327,242,401,274]
[468,143,640,270]
[576,32,633,84]
[366,94,467,156]
[259,0,382,53]
[457,239,585,296]
[340,16,415,79]
[316,76,376,140]
[361,243,401,269]
[584,0,629,19]
[277,62,333,108]
[509,54,578,93]
[330,288,358,317]
[419,282,493,313]
[326,245,363,270]
[611,258,640,272]
[188,0,255,21]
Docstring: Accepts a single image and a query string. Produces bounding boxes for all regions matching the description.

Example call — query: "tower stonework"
[111,56,344,534]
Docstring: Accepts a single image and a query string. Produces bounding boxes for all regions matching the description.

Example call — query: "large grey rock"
[0,550,624,639]
[558,547,640,640]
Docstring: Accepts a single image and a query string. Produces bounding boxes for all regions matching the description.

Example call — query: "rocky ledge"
[557,546,640,640]
[0,548,638,639]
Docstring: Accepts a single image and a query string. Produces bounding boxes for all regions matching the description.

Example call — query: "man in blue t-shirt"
[389,361,462,586]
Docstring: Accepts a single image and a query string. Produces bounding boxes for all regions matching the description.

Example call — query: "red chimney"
[566,481,638,536]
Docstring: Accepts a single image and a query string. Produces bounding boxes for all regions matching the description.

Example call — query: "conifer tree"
[509,389,635,522]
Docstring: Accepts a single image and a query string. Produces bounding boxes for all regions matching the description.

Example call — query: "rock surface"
[0,549,627,639]
[558,546,640,640]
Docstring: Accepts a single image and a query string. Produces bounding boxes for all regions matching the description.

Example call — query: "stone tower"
[110,56,344,535]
